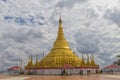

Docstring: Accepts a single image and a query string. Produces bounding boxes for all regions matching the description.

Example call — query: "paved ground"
[0,74,13,79]
[25,75,120,80]
[0,74,120,80]
[0,77,30,80]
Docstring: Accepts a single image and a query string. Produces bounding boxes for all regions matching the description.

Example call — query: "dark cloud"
[104,8,120,26]
[0,26,46,68]
[0,49,20,67]
[1,0,7,2]
[27,29,43,38]
[0,41,7,51]
[2,28,43,43]
[75,31,100,54]
[4,15,46,26]
[24,48,34,55]
[97,51,117,67]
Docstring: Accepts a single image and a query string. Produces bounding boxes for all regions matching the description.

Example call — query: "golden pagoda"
[38,16,82,68]
[25,15,99,74]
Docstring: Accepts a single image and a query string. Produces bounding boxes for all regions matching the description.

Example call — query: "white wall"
[25,68,99,75]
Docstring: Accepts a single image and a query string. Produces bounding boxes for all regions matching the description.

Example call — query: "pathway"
[0,77,30,80]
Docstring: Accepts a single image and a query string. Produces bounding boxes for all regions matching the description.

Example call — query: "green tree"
[113,55,120,66]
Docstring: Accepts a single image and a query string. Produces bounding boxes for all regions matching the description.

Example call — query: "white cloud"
[0,0,120,69]
[55,0,87,9]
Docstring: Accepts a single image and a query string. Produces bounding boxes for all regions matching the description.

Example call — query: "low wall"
[25,68,99,75]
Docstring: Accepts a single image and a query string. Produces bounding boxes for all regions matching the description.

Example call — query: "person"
[79,70,83,75]
[87,70,90,75]
[111,70,113,74]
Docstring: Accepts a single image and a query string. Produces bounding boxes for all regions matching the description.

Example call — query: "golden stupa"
[25,15,99,69]
[39,16,81,68]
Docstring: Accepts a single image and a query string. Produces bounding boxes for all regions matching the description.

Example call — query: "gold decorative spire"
[29,55,34,66]
[29,56,30,62]
[86,54,90,66]
[81,53,85,66]
[35,54,39,67]
[53,14,69,49]
[59,13,62,24]
[58,13,64,40]
[90,54,96,66]
[25,55,34,69]
[26,56,30,66]
[30,55,33,64]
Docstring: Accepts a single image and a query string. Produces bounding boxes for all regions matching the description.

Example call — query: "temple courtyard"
[0,74,120,80]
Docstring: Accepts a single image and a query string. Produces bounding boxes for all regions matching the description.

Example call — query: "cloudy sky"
[0,0,120,69]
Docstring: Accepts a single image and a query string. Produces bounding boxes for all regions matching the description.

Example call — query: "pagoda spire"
[28,56,30,62]
[57,13,65,40]
[86,54,90,66]
[30,55,32,63]
[53,14,69,49]
[81,53,85,66]
[35,54,39,67]
[26,56,31,66]
[27,55,34,67]
[90,54,96,66]
[25,55,34,69]
[59,13,62,23]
